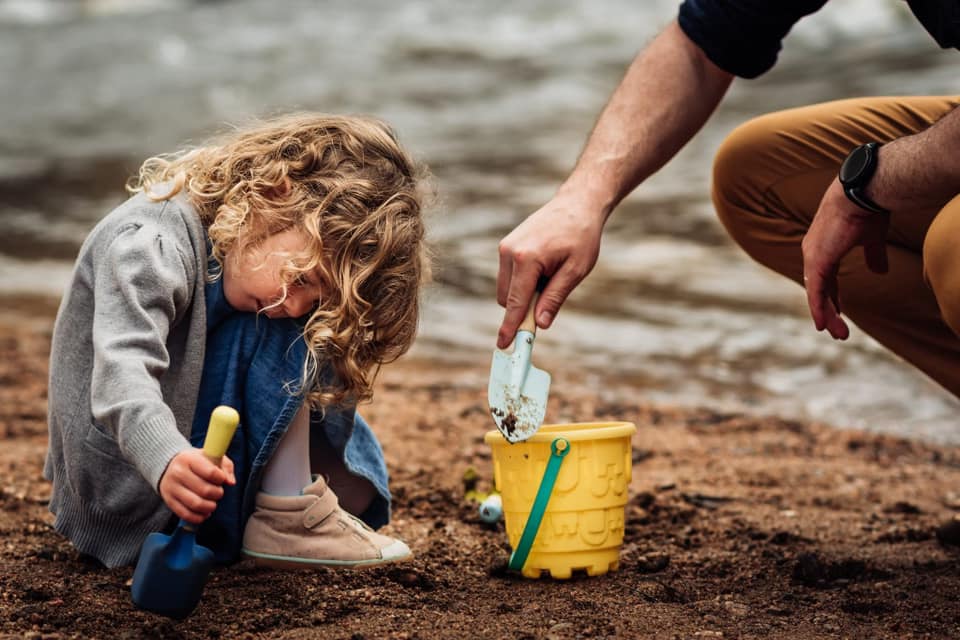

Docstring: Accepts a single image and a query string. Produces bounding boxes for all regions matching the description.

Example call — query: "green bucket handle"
[508,437,571,572]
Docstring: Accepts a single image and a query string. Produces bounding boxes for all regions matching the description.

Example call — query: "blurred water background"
[2,0,960,442]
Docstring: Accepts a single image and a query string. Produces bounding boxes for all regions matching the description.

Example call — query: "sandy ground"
[3,298,960,639]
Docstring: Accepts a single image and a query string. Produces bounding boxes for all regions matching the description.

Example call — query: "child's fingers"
[169,498,210,524]
[178,482,220,514]
[220,455,237,485]
[166,486,217,523]
[159,450,228,523]
[181,471,225,502]
[187,453,229,486]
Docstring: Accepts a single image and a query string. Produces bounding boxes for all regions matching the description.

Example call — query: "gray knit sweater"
[44,190,208,568]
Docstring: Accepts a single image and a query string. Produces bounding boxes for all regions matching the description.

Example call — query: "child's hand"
[159,449,237,524]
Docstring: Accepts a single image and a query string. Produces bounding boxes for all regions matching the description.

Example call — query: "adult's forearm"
[872,105,960,212]
[559,19,734,220]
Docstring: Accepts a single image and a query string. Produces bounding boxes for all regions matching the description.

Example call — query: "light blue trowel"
[488,283,551,443]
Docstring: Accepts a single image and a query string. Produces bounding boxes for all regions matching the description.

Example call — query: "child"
[44,113,431,569]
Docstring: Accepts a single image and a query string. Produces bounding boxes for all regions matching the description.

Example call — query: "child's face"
[222,228,324,318]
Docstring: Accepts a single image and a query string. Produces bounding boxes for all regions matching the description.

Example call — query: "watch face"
[840,145,870,185]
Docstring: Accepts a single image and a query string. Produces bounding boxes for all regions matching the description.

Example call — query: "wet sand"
[3,302,960,638]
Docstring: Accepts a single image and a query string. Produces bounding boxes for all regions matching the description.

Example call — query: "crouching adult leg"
[711,96,960,396]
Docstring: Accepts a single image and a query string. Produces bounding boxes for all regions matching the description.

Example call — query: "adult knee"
[923,195,960,336]
[711,115,790,265]
[713,117,776,216]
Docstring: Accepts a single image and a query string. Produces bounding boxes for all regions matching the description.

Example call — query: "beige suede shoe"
[241,476,412,569]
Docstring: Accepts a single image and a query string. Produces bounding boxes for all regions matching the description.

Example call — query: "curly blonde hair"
[128,112,431,408]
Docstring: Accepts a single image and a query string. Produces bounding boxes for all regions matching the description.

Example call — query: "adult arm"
[803,105,960,339]
[496,19,733,348]
[869,107,960,212]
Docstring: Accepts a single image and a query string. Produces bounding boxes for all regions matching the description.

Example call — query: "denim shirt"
[679,0,960,79]
[193,275,391,562]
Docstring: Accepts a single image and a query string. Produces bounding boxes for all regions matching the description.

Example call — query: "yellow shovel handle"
[201,406,239,464]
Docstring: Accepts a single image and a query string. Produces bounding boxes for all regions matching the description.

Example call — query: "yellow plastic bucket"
[484,422,637,579]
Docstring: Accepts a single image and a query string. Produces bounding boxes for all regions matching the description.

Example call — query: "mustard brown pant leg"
[711,96,960,398]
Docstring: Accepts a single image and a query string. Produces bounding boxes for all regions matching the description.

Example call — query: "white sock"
[260,404,312,496]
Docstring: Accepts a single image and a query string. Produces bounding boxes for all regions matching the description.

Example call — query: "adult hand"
[801,178,889,340]
[159,448,236,524]
[496,194,604,348]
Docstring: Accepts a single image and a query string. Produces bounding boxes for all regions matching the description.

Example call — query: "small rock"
[792,552,828,586]
[768,531,798,545]
[386,568,436,590]
[636,553,670,574]
[722,600,750,616]
[943,491,960,510]
[936,516,960,547]
[883,501,921,515]
[633,491,656,509]
[546,622,574,639]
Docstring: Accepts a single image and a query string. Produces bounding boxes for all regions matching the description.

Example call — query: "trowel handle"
[201,405,240,464]
[518,275,550,335]
[519,291,540,335]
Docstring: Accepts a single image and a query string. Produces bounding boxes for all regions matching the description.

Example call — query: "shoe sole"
[241,549,414,570]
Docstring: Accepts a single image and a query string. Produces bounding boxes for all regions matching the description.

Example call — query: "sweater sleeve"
[677,0,828,78]
[90,220,195,491]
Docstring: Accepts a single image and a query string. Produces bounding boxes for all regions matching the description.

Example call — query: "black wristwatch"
[839,142,889,215]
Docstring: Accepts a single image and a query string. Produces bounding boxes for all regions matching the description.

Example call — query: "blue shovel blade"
[131,524,215,619]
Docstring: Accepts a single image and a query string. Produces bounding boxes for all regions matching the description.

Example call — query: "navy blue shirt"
[678,0,960,78]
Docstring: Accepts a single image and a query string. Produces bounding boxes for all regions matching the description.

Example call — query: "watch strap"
[846,186,889,215]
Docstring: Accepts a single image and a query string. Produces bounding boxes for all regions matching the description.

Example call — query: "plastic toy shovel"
[488,285,551,443]
[131,405,240,619]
